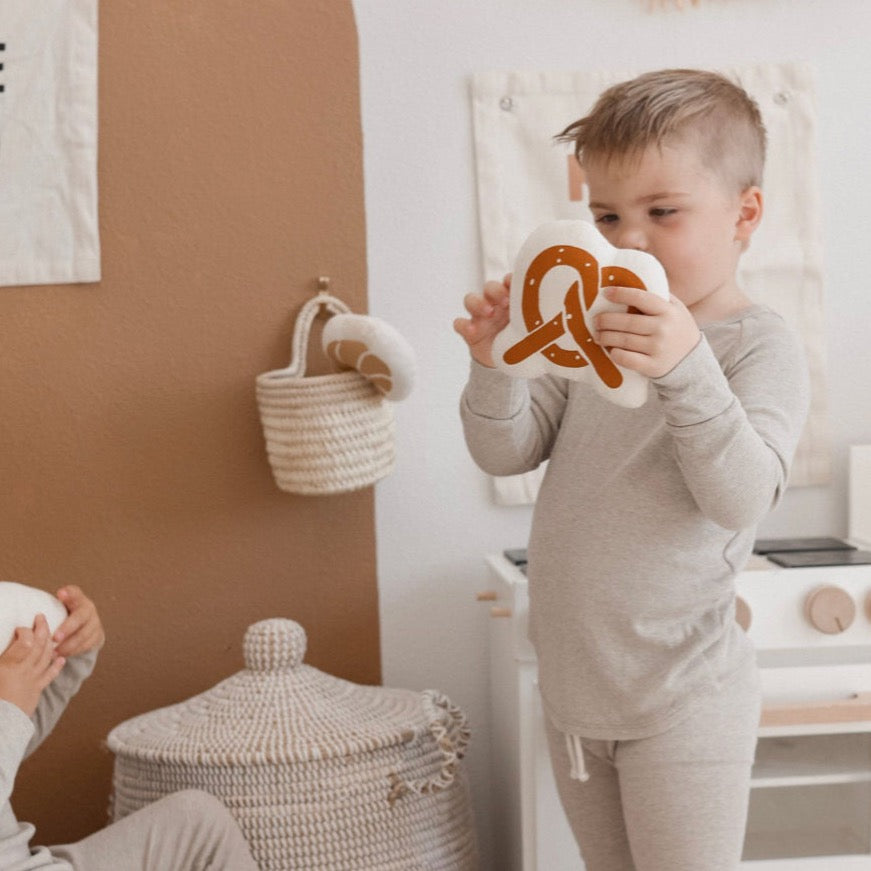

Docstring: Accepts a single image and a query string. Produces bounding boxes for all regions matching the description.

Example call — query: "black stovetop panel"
[507,538,868,572]
[753,537,855,555]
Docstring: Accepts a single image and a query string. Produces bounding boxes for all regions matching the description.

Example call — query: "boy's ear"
[735,186,763,243]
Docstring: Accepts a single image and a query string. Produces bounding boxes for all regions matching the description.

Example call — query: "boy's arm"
[652,318,810,530]
[460,360,568,477]
[23,585,104,757]
[456,275,571,475]
[25,648,97,759]
[0,643,94,806]
[0,698,35,807]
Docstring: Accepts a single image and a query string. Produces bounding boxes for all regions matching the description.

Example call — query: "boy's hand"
[453,275,511,368]
[0,615,66,717]
[594,286,701,379]
[53,586,105,658]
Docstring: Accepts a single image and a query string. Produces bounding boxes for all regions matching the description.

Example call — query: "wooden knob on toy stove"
[490,606,512,618]
[804,585,855,634]
[734,596,752,632]
[864,590,871,622]
[476,591,498,602]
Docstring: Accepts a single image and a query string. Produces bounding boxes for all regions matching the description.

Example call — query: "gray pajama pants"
[545,658,762,871]
[50,790,260,871]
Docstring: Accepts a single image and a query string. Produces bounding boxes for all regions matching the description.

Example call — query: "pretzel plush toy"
[492,220,670,408]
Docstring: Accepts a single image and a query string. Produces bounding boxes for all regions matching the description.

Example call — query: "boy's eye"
[594,213,618,225]
[650,207,677,218]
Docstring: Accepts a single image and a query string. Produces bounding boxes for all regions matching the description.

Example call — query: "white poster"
[0,0,100,287]
[471,62,830,502]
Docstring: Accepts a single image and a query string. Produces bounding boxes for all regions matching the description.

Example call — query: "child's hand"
[53,586,105,658]
[594,286,701,379]
[0,615,66,716]
[453,275,511,368]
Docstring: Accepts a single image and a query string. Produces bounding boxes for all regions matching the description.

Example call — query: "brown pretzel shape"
[502,245,649,388]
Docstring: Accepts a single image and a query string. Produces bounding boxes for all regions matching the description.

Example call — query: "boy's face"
[584,140,757,322]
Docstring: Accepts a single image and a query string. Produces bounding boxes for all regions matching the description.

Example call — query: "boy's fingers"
[39,655,66,689]
[8,618,53,666]
[54,607,89,645]
[483,282,509,307]
[598,331,649,353]
[2,629,30,664]
[603,285,669,314]
[607,347,650,374]
[33,624,55,673]
[14,626,35,652]
[32,613,49,638]
[453,318,475,341]
[596,311,655,336]
[55,627,93,657]
[55,616,105,657]
[56,585,85,611]
[454,317,491,345]
[463,292,495,318]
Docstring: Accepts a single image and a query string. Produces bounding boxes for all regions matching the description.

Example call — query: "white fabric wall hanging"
[471,62,830,504]
[0,0,100,287]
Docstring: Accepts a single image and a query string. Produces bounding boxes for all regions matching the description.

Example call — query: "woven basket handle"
[282,291,352,377]
[387,690,471,807]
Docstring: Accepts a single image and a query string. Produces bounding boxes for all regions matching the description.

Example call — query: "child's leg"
[617,660,761,871]
[50,789,259,871]
[544,715,636,871]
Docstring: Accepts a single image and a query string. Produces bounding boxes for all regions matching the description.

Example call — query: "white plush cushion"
[0,582,68,652]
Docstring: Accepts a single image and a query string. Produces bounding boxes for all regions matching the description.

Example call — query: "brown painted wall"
[2,1,378,846]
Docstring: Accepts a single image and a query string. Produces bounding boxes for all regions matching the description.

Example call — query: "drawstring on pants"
[565,733,590,782]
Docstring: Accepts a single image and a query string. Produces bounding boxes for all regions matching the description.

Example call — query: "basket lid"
[107,619,431,765]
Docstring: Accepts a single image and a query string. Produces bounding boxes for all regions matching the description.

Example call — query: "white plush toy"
[492,220,670,408]
[322,314,416,401]
[0,581,68,652]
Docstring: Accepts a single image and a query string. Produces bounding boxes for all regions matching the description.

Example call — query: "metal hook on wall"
[313,276,334,312]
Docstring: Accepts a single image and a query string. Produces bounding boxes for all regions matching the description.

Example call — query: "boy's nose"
[615,226,648,251]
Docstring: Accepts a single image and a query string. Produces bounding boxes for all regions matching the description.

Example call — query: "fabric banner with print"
[0,0,100,287]
[471,62,830,503]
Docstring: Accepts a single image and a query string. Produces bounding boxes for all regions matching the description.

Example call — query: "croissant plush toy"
[321,313,416,401]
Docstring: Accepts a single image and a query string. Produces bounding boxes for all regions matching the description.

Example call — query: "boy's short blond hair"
[556,68,766,192]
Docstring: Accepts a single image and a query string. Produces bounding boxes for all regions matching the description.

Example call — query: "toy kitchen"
[479,447,871,869]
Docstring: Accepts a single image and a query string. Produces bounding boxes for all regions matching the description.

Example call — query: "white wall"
[353,1,871,866]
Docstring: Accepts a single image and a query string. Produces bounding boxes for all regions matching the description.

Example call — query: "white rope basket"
[107,619,479,871]
[256,293,395,495]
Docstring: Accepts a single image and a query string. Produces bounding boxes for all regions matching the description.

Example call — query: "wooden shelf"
[761,693,871,729]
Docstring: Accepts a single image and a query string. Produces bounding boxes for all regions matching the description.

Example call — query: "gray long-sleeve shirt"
[461,305,810,739]
[0,650,97,870]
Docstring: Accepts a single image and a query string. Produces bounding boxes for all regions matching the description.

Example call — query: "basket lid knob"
[243,619,307,672]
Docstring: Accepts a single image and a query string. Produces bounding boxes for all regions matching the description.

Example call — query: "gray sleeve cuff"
[25,647,98,759]
[1,699,35,751]
[652,335,735,426]
[462,359,529,420]
[0,699,35,805]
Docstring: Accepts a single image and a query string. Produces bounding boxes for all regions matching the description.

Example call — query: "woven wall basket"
[256,292,395,496]
[106,619,479,871]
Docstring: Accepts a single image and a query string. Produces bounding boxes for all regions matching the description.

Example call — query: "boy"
[455,69,810,870]
[0,586,259,870]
